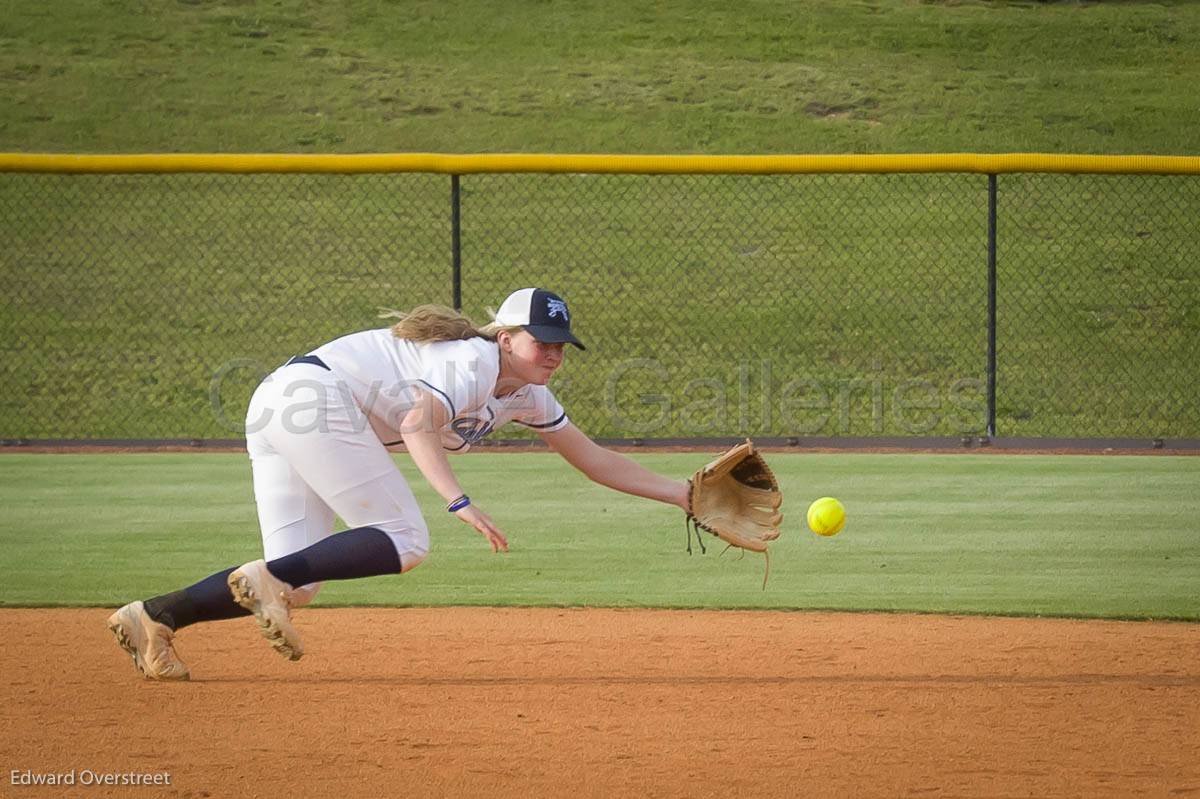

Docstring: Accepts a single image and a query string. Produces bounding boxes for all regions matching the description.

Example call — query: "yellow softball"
[807,497,846,537]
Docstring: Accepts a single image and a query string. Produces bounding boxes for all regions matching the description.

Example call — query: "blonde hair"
[381,304,522,344]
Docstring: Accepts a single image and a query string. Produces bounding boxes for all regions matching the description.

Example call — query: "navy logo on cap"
[511,287,586,350]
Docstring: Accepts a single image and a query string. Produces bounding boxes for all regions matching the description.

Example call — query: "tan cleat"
[227,560,304,661]
[107,600,191,681]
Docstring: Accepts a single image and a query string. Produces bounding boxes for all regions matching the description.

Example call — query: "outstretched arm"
[401,390,508,552]
[539,422,690,512]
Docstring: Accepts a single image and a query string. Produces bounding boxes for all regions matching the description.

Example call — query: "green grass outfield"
[3,0,1198,154]
[4,1,1199,441]
[1,452,1197,620]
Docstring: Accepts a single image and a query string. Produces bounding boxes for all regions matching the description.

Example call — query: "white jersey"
[310,328,568,452]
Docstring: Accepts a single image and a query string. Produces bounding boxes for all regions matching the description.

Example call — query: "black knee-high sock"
[143,567,250,631]
[142,527,402,631]
[265,526,402,587]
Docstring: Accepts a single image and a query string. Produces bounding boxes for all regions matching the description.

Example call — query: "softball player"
[108,288,691,680]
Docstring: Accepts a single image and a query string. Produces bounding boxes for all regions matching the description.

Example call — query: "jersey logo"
[450,417,495,446]
[546,298,569,320]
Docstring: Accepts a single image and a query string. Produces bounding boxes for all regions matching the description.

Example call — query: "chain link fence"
[2,163,1197,443]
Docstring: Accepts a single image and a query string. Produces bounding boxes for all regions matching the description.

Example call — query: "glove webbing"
[685,483,771,589]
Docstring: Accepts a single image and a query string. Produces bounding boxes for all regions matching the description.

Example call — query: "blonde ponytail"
[382,304,491,343]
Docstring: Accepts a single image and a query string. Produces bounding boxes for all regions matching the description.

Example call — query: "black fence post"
[986,174,998,440]
[451,174,462,311]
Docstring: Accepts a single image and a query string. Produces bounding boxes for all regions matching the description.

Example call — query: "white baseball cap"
[494,288,586,350]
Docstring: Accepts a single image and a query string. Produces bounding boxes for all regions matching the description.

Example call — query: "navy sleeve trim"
[416,379,456,419]
[514,411,567,430]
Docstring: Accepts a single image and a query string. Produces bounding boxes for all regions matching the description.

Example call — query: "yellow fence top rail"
[1,152,1199,176]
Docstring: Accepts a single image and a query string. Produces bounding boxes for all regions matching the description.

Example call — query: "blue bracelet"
[447,495,471,513]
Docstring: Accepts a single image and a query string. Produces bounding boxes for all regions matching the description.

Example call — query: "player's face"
[503,330,565,386]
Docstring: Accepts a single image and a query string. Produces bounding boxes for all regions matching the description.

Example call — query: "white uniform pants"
[244,362,430,605]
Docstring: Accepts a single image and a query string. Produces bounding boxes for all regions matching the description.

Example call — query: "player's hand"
[454,504,509,553]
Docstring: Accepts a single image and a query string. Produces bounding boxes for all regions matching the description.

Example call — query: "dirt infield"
[2,609,1197,798]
